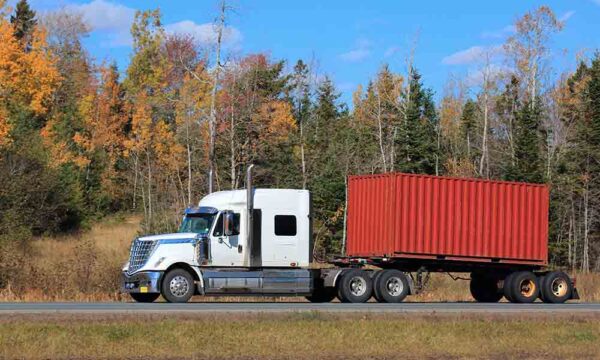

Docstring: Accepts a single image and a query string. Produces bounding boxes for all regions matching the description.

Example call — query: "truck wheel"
[161,268,194,303]
[306,287,336,303]
[540,271,572,304]
[130,293,160,303]
[374,270,409,303]
[503,272,517,302]
[337,269,373,303]
[507,271,539,303]
[470,273,502,303]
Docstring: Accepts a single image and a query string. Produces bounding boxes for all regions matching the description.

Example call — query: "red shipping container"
[346,173,549,266]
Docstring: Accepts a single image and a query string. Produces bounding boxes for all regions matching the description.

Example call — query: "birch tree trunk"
[479,54,491,178]
[208,0,226,193]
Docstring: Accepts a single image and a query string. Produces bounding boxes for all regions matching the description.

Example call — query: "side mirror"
[223,212,234,236]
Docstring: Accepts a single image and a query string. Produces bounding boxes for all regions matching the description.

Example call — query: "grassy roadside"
[1,214,600,302]
[0,313,599,359]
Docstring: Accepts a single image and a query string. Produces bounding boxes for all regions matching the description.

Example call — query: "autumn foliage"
[0,1,600,276]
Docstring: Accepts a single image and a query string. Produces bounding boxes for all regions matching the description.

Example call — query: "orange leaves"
[153,119,184,170]
[0,16,59,147]
[124,94,183,171]
[124,94,152,156]
[0,21,59,115]
[253,100,296,143]
[21,27,60,114]
[0,107,9,147]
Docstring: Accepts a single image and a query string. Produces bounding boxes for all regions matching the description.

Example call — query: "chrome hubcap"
[386,277,404,296]
[349,276,367,297]
[169,275,190,297]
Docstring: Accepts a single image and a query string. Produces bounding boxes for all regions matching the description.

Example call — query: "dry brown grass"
[1,215,599,303]
[0,312,599,359]
[0,215,139,301]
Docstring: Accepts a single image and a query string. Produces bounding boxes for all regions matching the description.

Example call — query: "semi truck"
[121,166,578,304]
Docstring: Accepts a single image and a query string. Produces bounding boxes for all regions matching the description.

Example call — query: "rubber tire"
[337,269,373,303]
[470,273,503,303]
[130,292,160,303]
[503,272,517,303]
[508,271,539,303]
[372,270,385,301]
[540,271,572,304]
[161,268,195,303]
[306,287,337,303]
[374,270,410,303]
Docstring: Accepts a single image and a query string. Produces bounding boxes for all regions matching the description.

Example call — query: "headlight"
[122,261,130,271]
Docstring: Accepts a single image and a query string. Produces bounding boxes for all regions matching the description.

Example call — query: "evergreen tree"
[10,0,36,48]
[288,59,312,188]
[289,60,311,123]
[460,99,480,162]
[307,77,345,258]
[396,68,439,174]
[505,100,544,183]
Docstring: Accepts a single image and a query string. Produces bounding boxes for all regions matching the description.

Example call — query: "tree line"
[0,1,599,271]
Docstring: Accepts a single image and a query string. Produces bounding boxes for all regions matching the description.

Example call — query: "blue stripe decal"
[157,238,197,244]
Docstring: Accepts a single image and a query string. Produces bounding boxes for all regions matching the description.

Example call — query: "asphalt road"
[0,302,599,314]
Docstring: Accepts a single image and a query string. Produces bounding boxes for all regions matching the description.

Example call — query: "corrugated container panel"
[346,173,548,265]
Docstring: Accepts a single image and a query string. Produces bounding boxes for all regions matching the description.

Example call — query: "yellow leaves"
[254,100,296,143]
[153,119,184,170]
[124,94,183,170]
[0,20,60,116]
[22,27,61,114]
[445,158,476,178]
[0,17,58,147]
[40,117,88,168]
[175,66,211,128]
[0,107,10,148]
[439,95,463,139]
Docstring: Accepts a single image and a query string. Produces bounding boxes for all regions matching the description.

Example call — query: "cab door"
[210,211,244,266]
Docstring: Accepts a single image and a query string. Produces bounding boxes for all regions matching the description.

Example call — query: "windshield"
[178,214,216,234]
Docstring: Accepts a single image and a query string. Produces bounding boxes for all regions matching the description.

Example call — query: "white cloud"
[67,0,135,32]
[339,37,371,62]
[63,0,135,47]
[481,25,516,39]
[465,64,509,87]
[165,20,242,46]
[559,10,575,22]
[442,45,503,65]
[59,1,243,48]
[384,46,401,58]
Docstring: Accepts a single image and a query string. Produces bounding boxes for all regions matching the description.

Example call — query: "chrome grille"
[128,239,157,274]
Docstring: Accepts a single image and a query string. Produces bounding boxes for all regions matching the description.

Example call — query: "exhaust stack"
[208,169,214,194]
[246,164,255,266]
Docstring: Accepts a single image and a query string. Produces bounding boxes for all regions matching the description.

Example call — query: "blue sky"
[12,0,600,104]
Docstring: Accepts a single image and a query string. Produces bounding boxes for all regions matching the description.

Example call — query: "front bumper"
[121,271,163,294]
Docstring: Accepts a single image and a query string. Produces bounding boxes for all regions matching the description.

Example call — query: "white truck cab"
[197,189,311,268]
[122,167,318,303]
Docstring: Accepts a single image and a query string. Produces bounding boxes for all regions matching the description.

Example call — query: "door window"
[213,212,240,236]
